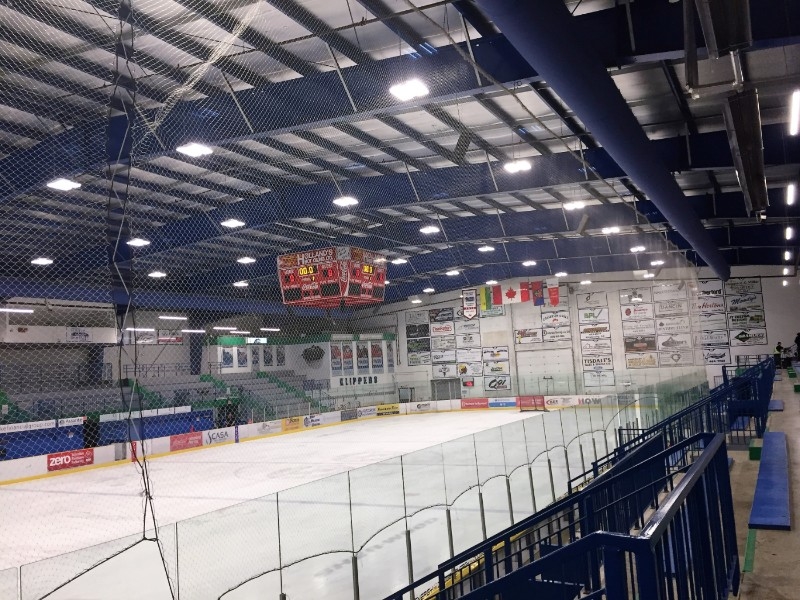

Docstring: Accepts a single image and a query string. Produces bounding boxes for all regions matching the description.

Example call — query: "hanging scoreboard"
[277,246,387,308]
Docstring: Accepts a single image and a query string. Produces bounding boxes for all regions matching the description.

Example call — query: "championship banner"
[462,288,478,319]
[545,278,560,306]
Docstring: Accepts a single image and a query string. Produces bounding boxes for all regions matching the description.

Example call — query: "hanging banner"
[371,342,383,371]
[578,307,609,324]
[276,345,285,367]
[546,278,560,306]
[330,343,342,376]
[724,277,762,296]
[386,341,395,373]
[455,320,481,334]
[725,293,764,313]
[576,291,607,308]
[342,342,354,374]
[515,328,543,344]
[462,289,478,320]
[356,342,369,371]
[264,346,274,367]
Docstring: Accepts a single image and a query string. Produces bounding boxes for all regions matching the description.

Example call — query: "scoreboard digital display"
[298,265,317,276]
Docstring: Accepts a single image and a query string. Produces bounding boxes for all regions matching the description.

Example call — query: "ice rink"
[0,408,603,600]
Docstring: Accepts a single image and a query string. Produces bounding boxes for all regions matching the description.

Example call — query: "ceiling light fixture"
[220,218,245,228]
[650,259,665,266]
[790,90,800,136]
[783,279,789,287]
[389,78,429,102]
[176,142,213,158]
[630,246,646,253]
[478,245,494,252]
[788,184,797,206]
[237,257,256,264]
[333,196,359,207]
[31,257,53,266]
[260,327,281,332]
[580,280,592,285]
[233,280,249,287]
[785,250,792,261]
[601,226,620,235]
[390,258,408,265]
[0,307,34,313]
[422,287,435,293]
[126,327,155,332]
[46,178,81,191]
[230,330,250,335]
[783,267,790,275]
[419,225,440,234]
[126,238,150,247]
[212,326,236,331]
[410,299,423,304]
[643,273,655,279]
[148,271,167,278]
[485,280,498,285]
[159,316,187,321]
[786,226,795,240]
[522,260,537,267]
[563,201,585,211]
[554,271,567,277]
[384,281,390,285]
[446,270,460,276]
[181,329,206,334]
[503,159,531,174]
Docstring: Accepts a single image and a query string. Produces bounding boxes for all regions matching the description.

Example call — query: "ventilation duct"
[474,0,730,280]
[723,89,768,215]
[693,0,752,59]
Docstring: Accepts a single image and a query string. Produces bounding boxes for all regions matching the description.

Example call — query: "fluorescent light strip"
[126,327,155,332]
[230,330,250,335]
[176,142,213,157]
[31,257,53,266]
[148,271,166,278]
[213,326,236,331]
[554,271,567,277]
[237,257,256,264]
[159,316,187,321]
[46,178,81,191]
[419,225,440,234]
[478,245,494,252]
[563,201,585,211]
[788,184,796,206]
[446,270,460,276]
[580,280,592,285]
[503,160,531,174]
[260,327,281,332]
[522,260,537,267]
[333,196,359,207]
[181,330,206,334]
[790,90,800,136]
[485,280,498,285]
[220,219,245,228]
[126,238,150,247]
[389,79,429,102]
[786,226,794,240]
[391,258,407,265]
[0,308,34,313]
[601,226,620,235]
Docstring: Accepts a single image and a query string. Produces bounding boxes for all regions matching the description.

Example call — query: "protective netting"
[0,0,732,598]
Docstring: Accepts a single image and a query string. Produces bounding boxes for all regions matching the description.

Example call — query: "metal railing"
[123,362,191,378]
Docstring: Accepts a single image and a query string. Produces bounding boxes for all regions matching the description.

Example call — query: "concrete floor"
[731,372,799,600]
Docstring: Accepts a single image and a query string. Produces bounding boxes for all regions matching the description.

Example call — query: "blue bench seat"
[749,432,791,530]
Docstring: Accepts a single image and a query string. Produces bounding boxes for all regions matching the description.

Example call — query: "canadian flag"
[500,284,532,304]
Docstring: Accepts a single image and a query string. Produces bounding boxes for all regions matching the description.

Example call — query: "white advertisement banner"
[652,282,687,301]
[693,330,728,346]
[581,339,613,354]
[482,346,510,361]
[580,323,612,339]
[433,363,459,378]
[727,311,766,329]
[541,309,570,328]
[625,352,658,369]
[582,355,613,371]
[406,310,428,325]
[725,293,764,313]
[622,320,656,336]
[654,299,689,317]
[690,297,725,313]
[65,327,92,343]
[456,333,481,348]
[657,334,692,351]
[515,328,543,344]
[456,347,483,363]
[695,279,723,297]
[431,350,456,363]
[577,291,608,308]
[430,322,456,336]
[659,350,695,367]
[621,303,655,320]
[409,401,435,413]
[701,347,731,365]
[578,307,610,324]
[431,336,457,350]
[457,362,483,376]
[584,370,615,387]
[484,375,511,391]
[204,427,235,445]
[407,352,431,366]
[729,329,768,346]
[724,277,762,296]
[692,312,727,330]
[543,327,572,342]
[483,360,511,375]
[620,288,652,304]
[455,320,481,334]
[656,316,691,335]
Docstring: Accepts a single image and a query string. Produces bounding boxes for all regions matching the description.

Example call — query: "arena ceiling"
[0,0,798,319]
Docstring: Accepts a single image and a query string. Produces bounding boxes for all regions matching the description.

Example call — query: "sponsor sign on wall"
[652,282,687,301]
[456,347,482,362]
[578,307,610,324]
[584,370,615,387]
[461,398,489,409]
[483,360,511,375]
[456,333,481,348]
[515,328,543,344]
[727,311,766,329]
[695,279,723,296]
[621,303,655,320]
[283,417,303,432]
[407,352,431,366]
[484,375,511,391]
[701,347,731,365]
[47,448,94,472]
[406,323,430,339]
[406,310,429,325]
[581,339,613,354]
[541,309,570,328]
[430,322,456,337]
[65,327,92,343]
[205,427,234,445]
[519,395,545,410]
[431,350,456,363]
[303,415,322,428]
[488,398,517,408]
[577,292,608,308]
[729,329,768,346]
[433,363,459,378]
[580,323,612,339]
[693,330,728,346]
[582,355,613,370]
[654,299,688,317]
[657,334,692,351]
[724,277,761,296]
[341,408,358,421]
[377,403,401,416]
[371,342,383,370]
[356,342,369,371]
[725,293,764,313]
[455,320,481,334]
[482,346,510,361]
[457,362,483,376]
[409,402,434,413]
[429,308,455,323]
[357,406,378,418]
[656,316,691,335]
[690,296,725,313]
[543,327,571,342]
[692,313,727,330]
[619,288,653,304]
[256,420,283,435]
[659,350,695,367]
[338,376,381,386]
[431,336,457,351]
[407,338,430,353]
[170,432,203,451]
[624,335,657,352]
[625,352,658,369]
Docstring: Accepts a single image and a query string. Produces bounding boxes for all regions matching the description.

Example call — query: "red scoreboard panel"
[277,246,387,308]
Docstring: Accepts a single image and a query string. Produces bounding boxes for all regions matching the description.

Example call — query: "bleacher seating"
[749,431,791,530]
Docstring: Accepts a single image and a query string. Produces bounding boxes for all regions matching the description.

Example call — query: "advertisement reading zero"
[278,246,387,308]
